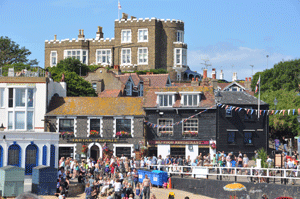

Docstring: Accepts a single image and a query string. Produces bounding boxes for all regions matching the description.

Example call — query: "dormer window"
[179,92,201,107]
[156,92,176,107]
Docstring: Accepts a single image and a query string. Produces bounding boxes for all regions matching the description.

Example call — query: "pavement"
[40,187,215,199]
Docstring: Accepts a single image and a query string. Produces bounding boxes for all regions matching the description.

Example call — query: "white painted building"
[0,76,66,174]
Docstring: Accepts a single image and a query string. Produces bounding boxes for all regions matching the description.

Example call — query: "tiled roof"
[47,97,145,116]
[139,74,169,87]
[173,82,191,87]
[219,91,268,105]
[0,77,47,83]
[98,89,122,97]
[143,86,215,108]
[116,73,141,86]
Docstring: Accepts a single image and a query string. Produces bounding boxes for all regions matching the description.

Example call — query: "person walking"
[142,174,152,199]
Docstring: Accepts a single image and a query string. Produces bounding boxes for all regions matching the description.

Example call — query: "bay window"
[64,49,88,64]
[7,88,35,131]
[177,30,184,42]
[174,48,187,67]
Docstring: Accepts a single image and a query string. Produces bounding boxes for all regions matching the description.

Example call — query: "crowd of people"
[55,149,300,198]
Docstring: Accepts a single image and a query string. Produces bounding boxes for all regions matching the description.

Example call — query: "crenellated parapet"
[115,17,184,24]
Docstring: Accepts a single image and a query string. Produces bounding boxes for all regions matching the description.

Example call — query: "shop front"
[149,140,210,161]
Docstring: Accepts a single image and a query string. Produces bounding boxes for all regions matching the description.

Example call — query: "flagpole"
[118,0,120,20]
[258,75,261,119]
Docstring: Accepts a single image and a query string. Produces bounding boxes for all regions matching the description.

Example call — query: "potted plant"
[90,130,99,137]
[81,145,88,158]
[116,131,131,138]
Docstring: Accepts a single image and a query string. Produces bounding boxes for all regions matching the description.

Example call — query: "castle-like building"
[45,13,188,80]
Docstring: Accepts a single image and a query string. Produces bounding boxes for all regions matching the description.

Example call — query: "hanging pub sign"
[148,140,209,145]
[69,138,122,143]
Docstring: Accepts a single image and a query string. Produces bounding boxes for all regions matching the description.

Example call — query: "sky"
[1,0,300,81]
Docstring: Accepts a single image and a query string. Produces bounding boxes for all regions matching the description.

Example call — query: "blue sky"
[1,0,300,81]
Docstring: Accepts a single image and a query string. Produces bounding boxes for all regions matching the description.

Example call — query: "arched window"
[42,145,47,166]
[50,145,55,168]
[25,143,38,175]
[8,142,21,167]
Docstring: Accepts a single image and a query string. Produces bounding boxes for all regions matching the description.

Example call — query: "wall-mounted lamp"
[159,112,164,116]
[3,135,6,141]
[0,123,4,131]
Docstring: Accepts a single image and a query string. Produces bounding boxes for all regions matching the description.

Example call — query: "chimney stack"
[96,26,104,40]
[78,29,85,40]
[232,72,238,82]
[191,77,200,87]
[212,68,216,79]
[122,13,128,20]
[245,77,248,82]
[144,78,150,87]
[219,70,224,80]
[131,16,136,20]
[203,69,207,79]
[54,35,57,41]
[249,77,251,82]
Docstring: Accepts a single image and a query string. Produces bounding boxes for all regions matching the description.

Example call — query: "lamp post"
[215,91,222,180]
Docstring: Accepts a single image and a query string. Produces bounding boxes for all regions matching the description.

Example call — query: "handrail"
[141,165,300,180]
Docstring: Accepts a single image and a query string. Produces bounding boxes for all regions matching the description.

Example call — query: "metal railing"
[146,165,300,184]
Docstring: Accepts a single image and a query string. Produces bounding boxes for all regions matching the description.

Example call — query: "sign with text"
[148,140,209,145]
[69,138,120,143]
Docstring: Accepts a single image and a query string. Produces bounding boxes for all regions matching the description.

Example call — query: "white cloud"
[188,42,294,81]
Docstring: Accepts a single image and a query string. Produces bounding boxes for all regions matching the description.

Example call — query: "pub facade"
[45,96,145,160]
[143,82,217,161]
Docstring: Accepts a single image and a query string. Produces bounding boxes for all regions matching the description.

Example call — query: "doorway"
[90,145,100,161]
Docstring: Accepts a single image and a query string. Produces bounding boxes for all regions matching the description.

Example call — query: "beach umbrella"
[223,183,246,199]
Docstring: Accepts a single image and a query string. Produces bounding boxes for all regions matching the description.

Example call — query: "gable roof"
[219,91,268,105]
[115,73,141,86]
[222,82,245,91]
[143,86,215,108]
[47,97,145,116]
[98,89,122,97]
[139,74,170,87]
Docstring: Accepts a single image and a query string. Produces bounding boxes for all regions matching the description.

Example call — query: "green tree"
[48,58,96,97]
[260,89,300,138]
[251,59,300,93]
[0,36,38,67]
[63,72,96,97]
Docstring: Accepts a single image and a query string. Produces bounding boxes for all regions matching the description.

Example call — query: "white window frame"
[113,116,134,137]
[183,118,198,133]
[56,117,77,137]
[137,47,148,65]
[121,48,132,66]
[96,49,112,66]
[113,144,134,157]
[64,49,88,65]
[0,88,4,108]
[155,92,176,108]
[179,92,202,107]
[6,87,35,131]
[50,51,57,67]
[177,30,184,42]
[121,29,132,43]
[87,117,103,137]
[174,48,187,67]
[138,29,148,42]
[157,118,173,136]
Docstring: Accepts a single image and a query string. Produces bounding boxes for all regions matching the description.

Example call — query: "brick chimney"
[245,77,248,82]
[54,35,57,41]
[131,16,137,20]
[212,68,216,79]
[249,77,251,82]
[96,26,104,40]
[144,78,150,87]
[203,69,207,79]
[111,65,121,75]
[191,77,200,87]
[78,29,85,40]
[122,13,128,20]
[244,77,252,91]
